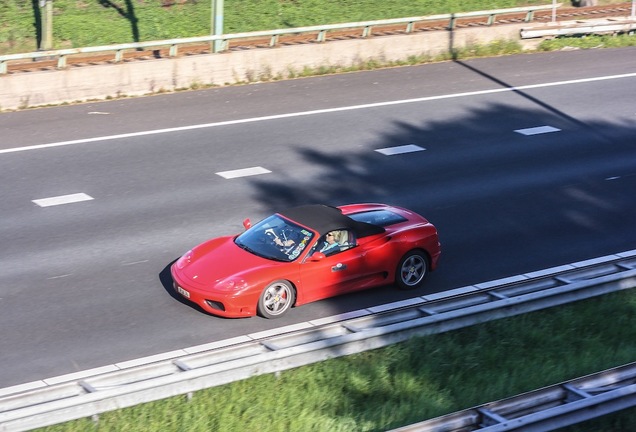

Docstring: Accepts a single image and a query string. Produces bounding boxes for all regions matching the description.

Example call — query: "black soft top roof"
[279,204,385,238]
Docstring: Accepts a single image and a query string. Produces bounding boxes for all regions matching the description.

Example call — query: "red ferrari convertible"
[171,203,440,319]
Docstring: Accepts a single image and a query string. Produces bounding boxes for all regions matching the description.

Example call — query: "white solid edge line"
[2,72,636,156]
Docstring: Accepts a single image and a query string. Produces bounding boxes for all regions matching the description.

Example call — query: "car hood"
[177,236,283,290]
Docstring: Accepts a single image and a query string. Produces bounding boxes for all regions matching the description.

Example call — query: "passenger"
[319,232,340,255]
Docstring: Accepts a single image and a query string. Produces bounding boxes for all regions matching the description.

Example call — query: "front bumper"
[170,265,255,318]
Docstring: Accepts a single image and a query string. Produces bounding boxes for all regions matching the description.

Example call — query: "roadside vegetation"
[38,289,636,431]
[0,0,632,54]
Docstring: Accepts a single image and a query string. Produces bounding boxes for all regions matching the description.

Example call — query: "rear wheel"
[257,280,295,319]
[396,250,428,290]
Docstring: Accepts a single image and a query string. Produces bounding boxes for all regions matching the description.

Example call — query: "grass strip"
[38,289,636,431]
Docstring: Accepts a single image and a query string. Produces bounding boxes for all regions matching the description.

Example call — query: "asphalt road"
[1,48,635,388]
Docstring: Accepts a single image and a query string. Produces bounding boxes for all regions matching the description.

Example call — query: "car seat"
[338,230,355,251]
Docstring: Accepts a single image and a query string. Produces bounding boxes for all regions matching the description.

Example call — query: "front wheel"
[257,280,296,319]
[396,250,429,290]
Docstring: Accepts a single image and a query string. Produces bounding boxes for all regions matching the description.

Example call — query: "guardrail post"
[406,21,415,33]
[270,35,278,47]
[211,38,228,53]
[57,55,66,69]
[552,0,557,23]
[525,10,535,22]
[169,44,178,57]
[115,50,123,63]
[449,14,456,30]
[0,61,6,74]
[363,25,372,37]
[317,30,326,42]
[487,14,496,26]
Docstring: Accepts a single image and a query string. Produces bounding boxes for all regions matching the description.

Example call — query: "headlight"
[217,279,248,292]
[175,250,193,269]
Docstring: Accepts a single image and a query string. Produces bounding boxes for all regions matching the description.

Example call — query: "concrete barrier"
[0,23,528,111]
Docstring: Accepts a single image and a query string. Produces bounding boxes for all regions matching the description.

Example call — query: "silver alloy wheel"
[258,280,295,319]
[397,251,428,289]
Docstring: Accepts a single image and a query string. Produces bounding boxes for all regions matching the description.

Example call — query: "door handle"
[332,263,347,272]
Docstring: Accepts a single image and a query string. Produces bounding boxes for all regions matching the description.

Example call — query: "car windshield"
[234,214,315,262]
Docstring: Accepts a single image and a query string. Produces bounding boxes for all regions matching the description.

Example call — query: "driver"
[274,237,295,247]
[266,228,295,247]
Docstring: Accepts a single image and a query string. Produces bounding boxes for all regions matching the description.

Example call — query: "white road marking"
[32,193,94,207]
[216,166,272,179]
[2,72,635,156]
[375,144,426,156]
[514,125,561,136]
[46,274,72,280]
[121,260,150,266]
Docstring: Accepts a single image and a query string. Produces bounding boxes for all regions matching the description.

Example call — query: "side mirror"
[309,252,325,262]
[242,218,251,230]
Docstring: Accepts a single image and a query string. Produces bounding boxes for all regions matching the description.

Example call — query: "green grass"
[37,289,636,431]
[539,32,636,50]
[0,0,630,53]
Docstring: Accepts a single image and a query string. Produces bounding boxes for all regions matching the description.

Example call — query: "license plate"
[176,285,191,299]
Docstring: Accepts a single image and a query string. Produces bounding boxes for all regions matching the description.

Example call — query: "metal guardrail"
[0,249,635,431]
[0,4,561,75]
[390,362,636,432]
[521,17,636,38]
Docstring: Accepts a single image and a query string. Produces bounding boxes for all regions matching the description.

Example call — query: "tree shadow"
[250,101,633,207]
[97,0,140,42]
[30,0,42,50]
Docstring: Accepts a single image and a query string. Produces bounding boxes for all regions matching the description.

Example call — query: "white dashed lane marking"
[375,144,426,156]
[216,166,272,179]
[514,126,561,136]
[32,193,94,207]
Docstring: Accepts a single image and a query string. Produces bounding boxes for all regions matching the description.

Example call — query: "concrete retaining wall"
[0,23,530,111]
